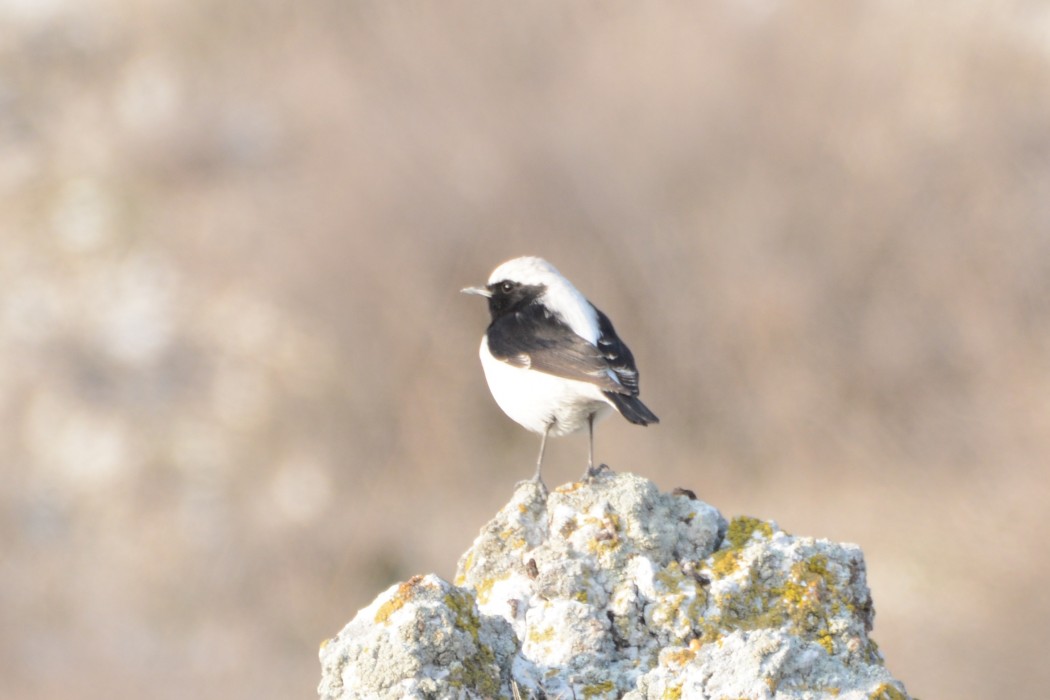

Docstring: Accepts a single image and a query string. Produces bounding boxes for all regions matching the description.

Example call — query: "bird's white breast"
[479,337,612,437]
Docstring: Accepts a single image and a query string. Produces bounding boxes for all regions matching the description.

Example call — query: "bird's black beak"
[460,286,492,298]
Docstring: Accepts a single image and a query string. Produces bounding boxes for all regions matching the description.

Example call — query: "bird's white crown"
[487,256,563,287]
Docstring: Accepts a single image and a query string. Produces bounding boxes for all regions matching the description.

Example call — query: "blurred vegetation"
[2,1,1048,699]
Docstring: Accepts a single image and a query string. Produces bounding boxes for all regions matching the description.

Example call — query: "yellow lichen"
[699,541,870,662]
[818,633,835,654]
[662,685,683,700]
[528,625,556,644]
[474,571,510,605]
[655,562,684,589]
[869,683,909,700]
[703,518,776,581]
[455,550,475,586]
[708,548,742,577]
[648,560,711,647]
[497,528,527,550]
[661,646,696,666]
[588,513,623,557]
[374,577,422,624]
[724,516,774,549]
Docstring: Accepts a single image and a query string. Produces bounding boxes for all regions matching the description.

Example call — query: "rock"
[317,574,518,699]
[318,471,912,700]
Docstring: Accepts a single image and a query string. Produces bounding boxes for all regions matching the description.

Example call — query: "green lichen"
[581,680,615,698]
[446,646,500,697]
[442,588,501,696]
[443,588,481,640]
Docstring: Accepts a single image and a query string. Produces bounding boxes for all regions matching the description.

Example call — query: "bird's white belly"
[479,338,612,436]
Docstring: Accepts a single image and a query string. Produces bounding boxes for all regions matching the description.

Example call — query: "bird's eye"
[500,281,515,293]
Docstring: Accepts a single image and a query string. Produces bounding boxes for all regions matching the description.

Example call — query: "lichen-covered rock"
[317,574,518,699]
[319,471,912,700]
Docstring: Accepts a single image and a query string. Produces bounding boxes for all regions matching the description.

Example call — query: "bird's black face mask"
[486,281,546,320]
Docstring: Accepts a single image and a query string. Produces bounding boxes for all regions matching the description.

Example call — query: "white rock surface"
[319,471,912,700]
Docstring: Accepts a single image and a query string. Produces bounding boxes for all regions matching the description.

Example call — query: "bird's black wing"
[594,306,660,425]
[486,303,629,394]
[593,306,640,394]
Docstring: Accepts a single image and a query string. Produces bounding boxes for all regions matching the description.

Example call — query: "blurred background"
[2,1,1049,698]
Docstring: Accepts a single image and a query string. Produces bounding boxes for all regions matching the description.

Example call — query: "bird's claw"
[581,463,613,482]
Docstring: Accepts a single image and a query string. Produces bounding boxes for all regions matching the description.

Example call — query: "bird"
[462,256,658,484]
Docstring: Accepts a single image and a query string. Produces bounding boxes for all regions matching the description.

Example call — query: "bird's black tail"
[605,392,659,426]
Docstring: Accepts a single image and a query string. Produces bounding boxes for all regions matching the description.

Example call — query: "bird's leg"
[587,412,596,472]
[533,422,552,485]
[580,412,599,481]
[581,412,613,481]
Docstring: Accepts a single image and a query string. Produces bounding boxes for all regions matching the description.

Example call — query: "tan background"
[3,1,1049,698]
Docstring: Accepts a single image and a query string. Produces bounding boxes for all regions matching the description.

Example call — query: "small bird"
[462,256,658,484]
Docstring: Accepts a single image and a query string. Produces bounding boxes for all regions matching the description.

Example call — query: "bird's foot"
[580,463,613,482]
[516,474,549,497]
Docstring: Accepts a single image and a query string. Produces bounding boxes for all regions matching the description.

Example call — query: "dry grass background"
[2,1,1049,698]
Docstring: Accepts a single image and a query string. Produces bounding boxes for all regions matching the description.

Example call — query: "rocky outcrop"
[319,471,911,699]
